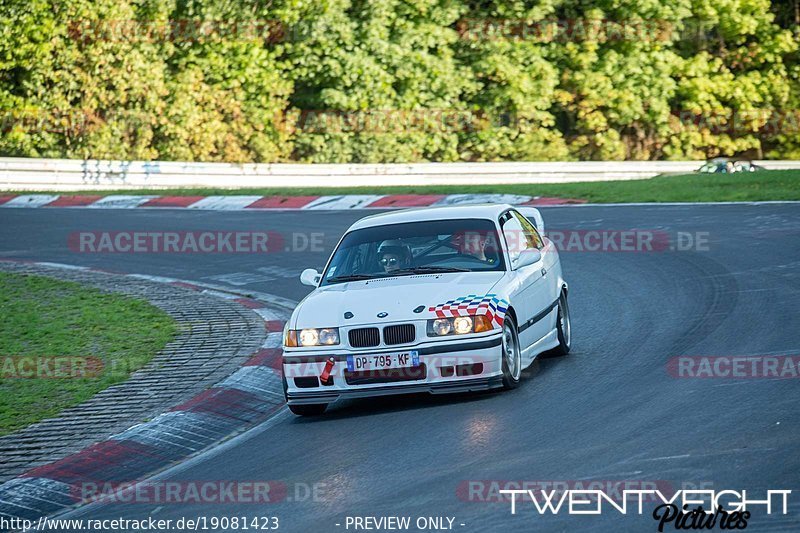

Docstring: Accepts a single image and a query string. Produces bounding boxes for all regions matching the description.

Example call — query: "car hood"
[293,272,505,328]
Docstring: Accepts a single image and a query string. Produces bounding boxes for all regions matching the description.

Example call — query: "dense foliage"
[0,0,797,162]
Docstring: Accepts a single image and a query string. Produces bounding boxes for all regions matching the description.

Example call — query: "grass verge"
[0,272,178,436]
[7,170,800,203]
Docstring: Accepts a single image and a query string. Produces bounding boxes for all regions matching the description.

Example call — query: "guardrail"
[0,157,797,191]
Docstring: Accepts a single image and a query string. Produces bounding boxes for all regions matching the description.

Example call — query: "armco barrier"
[0,157,798,191]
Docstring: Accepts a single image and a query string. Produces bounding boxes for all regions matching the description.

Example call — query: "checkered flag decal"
[428,293,509,328]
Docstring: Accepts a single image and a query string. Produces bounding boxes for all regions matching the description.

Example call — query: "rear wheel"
[288,403,328,416]
[501,318,522,389]
[552,290,571,356]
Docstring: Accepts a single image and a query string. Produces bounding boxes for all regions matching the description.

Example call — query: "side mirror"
[514,249,542,269]
[300,268,321,287]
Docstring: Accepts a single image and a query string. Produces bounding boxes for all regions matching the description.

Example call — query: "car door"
[516,211,560,333]
[500,211,551,349]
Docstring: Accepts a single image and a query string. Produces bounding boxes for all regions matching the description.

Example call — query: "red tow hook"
[320,357,335,385]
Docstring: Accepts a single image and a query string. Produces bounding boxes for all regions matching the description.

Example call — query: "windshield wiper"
[391,266,470,275]
[328,267,469,283]
[326,274,376,283]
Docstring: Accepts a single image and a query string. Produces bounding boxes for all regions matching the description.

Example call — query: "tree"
[0,0,169,159]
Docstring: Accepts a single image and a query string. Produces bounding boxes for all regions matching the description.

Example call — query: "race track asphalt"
[1,204,798,532]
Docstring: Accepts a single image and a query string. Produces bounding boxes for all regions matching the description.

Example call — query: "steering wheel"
[415,238,462,260]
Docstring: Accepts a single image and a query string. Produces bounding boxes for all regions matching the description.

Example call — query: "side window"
[500,213,530,265]
[512,211,544,249]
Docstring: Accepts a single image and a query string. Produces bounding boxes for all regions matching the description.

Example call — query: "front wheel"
[288,403,328,416]
[552,290,571,356]
[500,318,522,389]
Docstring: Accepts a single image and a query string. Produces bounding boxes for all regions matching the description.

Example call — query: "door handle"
[541,267,547,276]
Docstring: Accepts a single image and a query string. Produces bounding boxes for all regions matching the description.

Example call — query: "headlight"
[299,329,319,346]
[318,328,339,345]
[427,315,493,336]
[453,316,473,334]
[432,318,452,336]
[285,327,340,347]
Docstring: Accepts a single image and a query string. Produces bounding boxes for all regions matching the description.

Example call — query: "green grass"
[9,169,800,203]
[0,272,179,435]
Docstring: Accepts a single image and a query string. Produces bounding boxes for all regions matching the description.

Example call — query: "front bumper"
[283,334,504,405]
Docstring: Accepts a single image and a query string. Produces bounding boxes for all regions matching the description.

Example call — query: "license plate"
[347,350,419,372]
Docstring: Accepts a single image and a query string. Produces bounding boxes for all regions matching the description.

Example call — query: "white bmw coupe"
[282,204,570,415]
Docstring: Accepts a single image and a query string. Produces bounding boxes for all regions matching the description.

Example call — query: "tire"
[288,403,328,416]
[552,290,571,356]
[501,317,522,389]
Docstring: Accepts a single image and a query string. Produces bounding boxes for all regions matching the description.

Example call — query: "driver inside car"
[457,231,500,265]
[377,240,412,273]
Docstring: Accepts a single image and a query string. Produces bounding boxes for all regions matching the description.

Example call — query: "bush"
[0,0,797,162]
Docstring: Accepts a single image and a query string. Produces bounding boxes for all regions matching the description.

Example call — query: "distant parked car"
[698,158,765,174]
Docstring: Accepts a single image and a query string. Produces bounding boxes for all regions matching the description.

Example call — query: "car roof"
[349,204,513,230]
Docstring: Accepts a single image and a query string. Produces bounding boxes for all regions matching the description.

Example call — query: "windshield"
[321,219,505,285]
